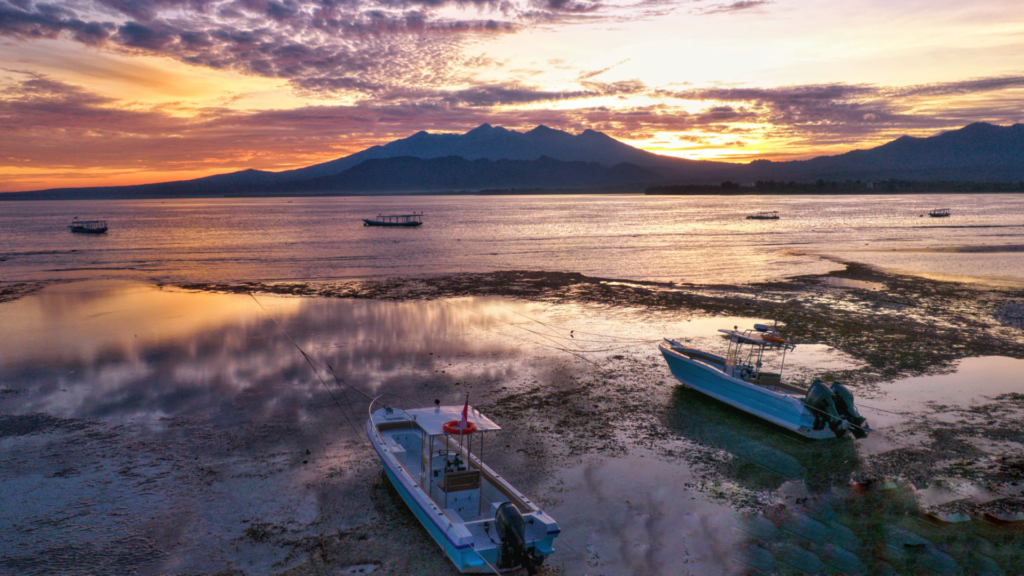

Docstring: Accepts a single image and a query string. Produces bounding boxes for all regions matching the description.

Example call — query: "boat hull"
[659,343,832,440]
[363,219,422,227]
[69,227,107,234]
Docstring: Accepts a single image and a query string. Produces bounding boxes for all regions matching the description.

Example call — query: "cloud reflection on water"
[0,281,531,425]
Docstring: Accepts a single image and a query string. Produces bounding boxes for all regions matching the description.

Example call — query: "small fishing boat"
[68,217,108,234]
[746,211,779,220]
[929,208,951,218]
[659,324,870,440]
[363,212,423,227]
[367,394,558,573]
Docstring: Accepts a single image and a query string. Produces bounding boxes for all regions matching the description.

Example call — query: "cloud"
[3,72,1024,191]
[0,0,526,96]
[435,78,644,105]
[577,57,630,80]
[698,0,770,15]
[0,2,115,45]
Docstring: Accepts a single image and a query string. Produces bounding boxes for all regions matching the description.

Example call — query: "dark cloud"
[0,1,114,45]
[538,0,601,13]
[0,0,522,96]
[889,75,1024,98]
[437,79,643,106]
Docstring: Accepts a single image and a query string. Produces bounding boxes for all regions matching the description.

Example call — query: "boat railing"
[71,219,107,229]
[368,393,424,421]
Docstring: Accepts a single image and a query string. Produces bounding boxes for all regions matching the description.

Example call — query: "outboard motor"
[805,380,848,438]
[495,502,539,575]
[830,382,869,439]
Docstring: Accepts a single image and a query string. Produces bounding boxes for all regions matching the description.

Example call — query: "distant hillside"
[275,155,660,192]
[5,156,661,200]
[755,122,1024,182]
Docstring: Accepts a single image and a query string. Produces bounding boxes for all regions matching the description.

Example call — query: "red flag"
[460,397,469,431]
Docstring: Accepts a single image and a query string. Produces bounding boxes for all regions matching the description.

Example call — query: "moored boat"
[659,324,870,440]
[929,208,951,218]
[746,211,779,220]
[68,217,108,234]
[366,394,558,573]
[363,212,423,227]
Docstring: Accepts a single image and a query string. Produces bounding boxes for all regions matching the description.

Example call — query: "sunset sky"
[2,0,1024,191]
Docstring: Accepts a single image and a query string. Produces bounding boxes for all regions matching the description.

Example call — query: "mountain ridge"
[5,121,1024,199]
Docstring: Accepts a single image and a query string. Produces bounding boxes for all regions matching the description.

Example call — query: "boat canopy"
[404,405,502,436]
[718,329,790,348]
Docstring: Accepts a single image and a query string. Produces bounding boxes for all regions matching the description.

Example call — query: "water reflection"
[0,281,538,423]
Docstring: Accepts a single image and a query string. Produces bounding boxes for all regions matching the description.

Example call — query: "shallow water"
[3,194,1024,286]
[1,281,1022,575]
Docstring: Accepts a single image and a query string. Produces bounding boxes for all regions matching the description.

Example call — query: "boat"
[746,211,779,220]
[659,324,870,440]
[363,212,423,227]
[68,217,108,234]
[929,208,951,218]
[367,394,558,573]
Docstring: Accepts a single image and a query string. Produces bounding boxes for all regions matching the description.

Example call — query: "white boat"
[363,212,423,227]
[68,217,108,234]
[659,325,870,440]
[746,211,779,220]
[366,394,559,573]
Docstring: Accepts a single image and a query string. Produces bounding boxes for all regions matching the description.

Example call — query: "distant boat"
[659,324,870,440]
[929,208,951,218]
[746,211,779,220]
[68,217,108,234]
[367,394,558,573]
[363,212,423,227]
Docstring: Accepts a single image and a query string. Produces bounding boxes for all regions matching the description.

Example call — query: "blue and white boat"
[366,394,559,573]
[659,324,870,440]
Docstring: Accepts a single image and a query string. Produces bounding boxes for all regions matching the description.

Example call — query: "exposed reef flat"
[0,281,55,304]
[180,263,1024,386]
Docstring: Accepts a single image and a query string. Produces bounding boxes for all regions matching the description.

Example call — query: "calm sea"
[2,194,1023,286]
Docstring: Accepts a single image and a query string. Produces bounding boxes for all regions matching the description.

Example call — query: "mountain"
[276,156,660,192]
[272,123,707,182]
[755,122,1024,182]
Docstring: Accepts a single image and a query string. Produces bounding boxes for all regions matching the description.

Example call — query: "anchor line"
[247,292,362,435]
[855,402,933,423]
[496,304,660,344]
[470,309,659,368]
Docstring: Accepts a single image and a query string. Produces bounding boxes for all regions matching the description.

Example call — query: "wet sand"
[2,265,1024,575]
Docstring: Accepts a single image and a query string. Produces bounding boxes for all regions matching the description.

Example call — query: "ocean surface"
[3,193,1024,286]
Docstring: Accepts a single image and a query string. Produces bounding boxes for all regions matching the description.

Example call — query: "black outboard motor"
[805,380,848,438]
[495,502,539,575]
[830,382,869,439]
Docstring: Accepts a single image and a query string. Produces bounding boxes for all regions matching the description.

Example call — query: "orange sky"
[2,0,1023,191]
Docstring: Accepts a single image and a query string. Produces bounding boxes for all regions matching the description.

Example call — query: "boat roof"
[403,405,502,435]
[718,329,787,347]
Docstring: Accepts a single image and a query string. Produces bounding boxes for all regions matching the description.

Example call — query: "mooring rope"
[247,292,364,435]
